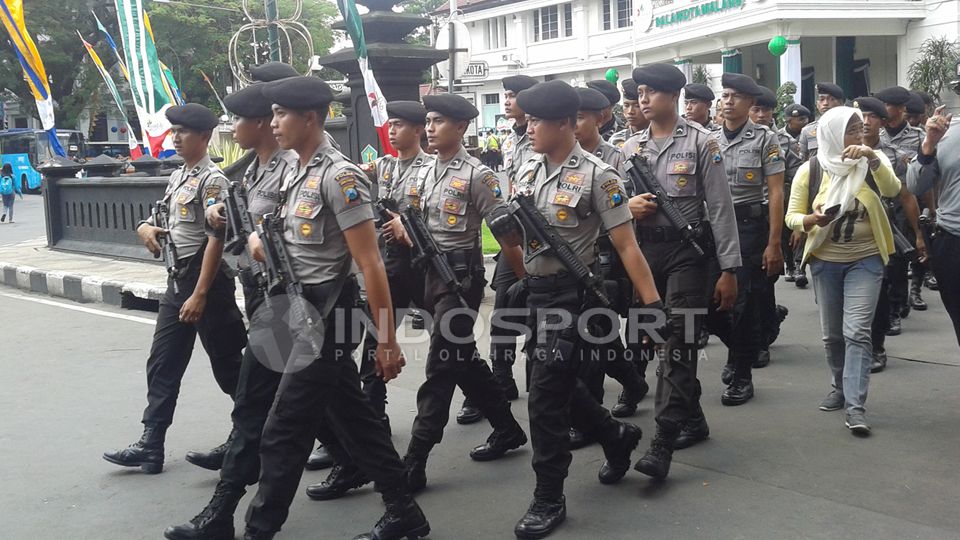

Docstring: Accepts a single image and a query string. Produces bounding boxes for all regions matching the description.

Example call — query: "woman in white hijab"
[786,106,901,436]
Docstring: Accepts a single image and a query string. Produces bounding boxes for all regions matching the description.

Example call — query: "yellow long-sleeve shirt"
[785,152,901,265]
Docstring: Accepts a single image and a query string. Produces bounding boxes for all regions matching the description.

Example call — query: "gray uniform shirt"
[881,124,924,180]
[280,143,374,285]
[368,149,433,212]
[409,146,506,252]
[150,154,229,260]
[798,121,819,160]
[908,123,960,236]
[609,127,639,149]
[712,120,785,206]
[513,143,632,276]
[587,139,625,171]
[503,127,537,187]
[234,148,296,270]
[620,117,742,270]
[777,127,804,184]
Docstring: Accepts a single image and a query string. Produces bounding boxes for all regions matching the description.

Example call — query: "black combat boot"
[753,346,771,368]
[597,421,643,485]
[305,462,371,501]
[910,282,928,311]
[352,486,430,540]
[634,422,680,480]
[103,424,166,474]
[241,527,274,540]
[470,420,527,461]
[722,379,755,406]
[402,454,427,493]
[871,346,887,373]
[305,443,335,471]
[514,495,566,539]
[611,376,649,418]
[568,427,594,450]
[493,358,520,401]
[674,414,710,450]
[185,428,235,471]
[456,397,484,425]
[795,269,809,288]
[164,480,245,540]
[887,312,902,336]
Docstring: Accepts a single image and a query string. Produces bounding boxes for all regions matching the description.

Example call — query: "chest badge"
[300,223,313,237]
[744,171,756,181]
[677,177,688,188]
[671,162,689,174]
[180,206,188,217]
[447,215,458,226]
[305,177,320,190]
[556,208,569,221]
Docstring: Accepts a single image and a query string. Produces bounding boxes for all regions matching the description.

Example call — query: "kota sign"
[463,61,489,80]
[361,144,378,164]
[653,0,743,29]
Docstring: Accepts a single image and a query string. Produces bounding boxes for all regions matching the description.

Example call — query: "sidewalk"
[0,236,167,307]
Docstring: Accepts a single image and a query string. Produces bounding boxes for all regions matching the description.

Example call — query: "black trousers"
[726,216,768,381]
[931,228,960,347]
[640,239,709,428]
[245,280,405,533]
[358,243,425,415]
[141,260,246,427]
[489,252,522,369]
[525,278,614,498]
[407,255,514,457]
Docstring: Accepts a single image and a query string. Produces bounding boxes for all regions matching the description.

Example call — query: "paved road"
[2,273,959,539]
[0,193,45,245]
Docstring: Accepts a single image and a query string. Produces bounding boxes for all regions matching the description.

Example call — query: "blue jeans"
[809,255,884,413]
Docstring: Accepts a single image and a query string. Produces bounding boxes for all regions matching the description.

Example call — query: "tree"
[692,65,711,86]
[774,81,797,127]
[907,36,959,99]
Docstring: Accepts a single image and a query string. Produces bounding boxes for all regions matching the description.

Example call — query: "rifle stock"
[152,201,180,294]
[624,155,706,256]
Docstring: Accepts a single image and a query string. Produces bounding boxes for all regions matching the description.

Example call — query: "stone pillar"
[722,49,742,74]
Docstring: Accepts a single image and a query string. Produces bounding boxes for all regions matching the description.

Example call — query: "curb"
[0,261,165,308]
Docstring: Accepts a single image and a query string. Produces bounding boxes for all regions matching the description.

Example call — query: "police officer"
[798,82,845,160]
[462,74,539,426]
[712,74,785,404]
[574,85,649,418]
[621,64,740,476]
[684,83,719,131]
[399,93,528,493]
[509,79,661,539]
[104,104,247,475]
[610,79,649,148]
[586,79,622,140]
[165,83,302,540]
[238,76,428,540]
[781,104,812,284]
[748,85,795,367]
[875,86,926,337]
[906,91,929,128]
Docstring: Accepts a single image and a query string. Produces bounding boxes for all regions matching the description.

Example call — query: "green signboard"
[655,0,743,29]
[361,144,378,164]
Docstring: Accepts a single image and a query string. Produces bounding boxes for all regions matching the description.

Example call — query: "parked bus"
[0,129,86,192]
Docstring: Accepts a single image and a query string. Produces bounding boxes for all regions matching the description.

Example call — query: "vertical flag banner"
[199,69,227,115]
[0,0,66,157]
[92,11,129,82]
[78,32,143,159]
[114,0,174,157]
[336,0,395,156]
[143,11,183,106]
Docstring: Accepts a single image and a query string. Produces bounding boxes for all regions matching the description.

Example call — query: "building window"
[484,16,508,50]
[483,93,500,105]
[602,0,633,30]
[533,3,572,42]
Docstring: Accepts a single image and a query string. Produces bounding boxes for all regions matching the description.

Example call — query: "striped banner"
[78,32,142,159]
[113,0,174,157]
[0,0,65,156]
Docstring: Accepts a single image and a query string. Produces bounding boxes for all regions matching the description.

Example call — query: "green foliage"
[692,65,711,86]
[774,81,797,127]
[209,136,244,168]
[907,36,960,98]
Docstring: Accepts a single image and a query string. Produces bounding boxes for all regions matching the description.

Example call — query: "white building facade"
[436,0,960,130]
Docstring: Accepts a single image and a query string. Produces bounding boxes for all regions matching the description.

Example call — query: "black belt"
[443,248,482,270]
[636,224,701,243]
[734,203,768,221]
[524,272,580,292]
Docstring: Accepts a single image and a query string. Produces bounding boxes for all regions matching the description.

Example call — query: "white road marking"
[0,292,155,325]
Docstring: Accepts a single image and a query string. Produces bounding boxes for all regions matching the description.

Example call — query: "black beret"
[874,86,910,106]
[165,103,218,131]
[906,92,926,115]
[633,64,686,92]
[621,78,639,101]
[585,80,620,106]
[386,100,427,125]
[516,80,580,120]
[784,103,812,119]
[261,76,334,110]
[502,75,539,94]
[576,87,610,111]
[721,73,763,97]
[683,83,714,102]
[223,83,272,118]
[915,90,936,106]
[422,93,479,121]
[853,96,888,119]
[755,86,777,109]
[250,62,299,82]
[815,82,845,100]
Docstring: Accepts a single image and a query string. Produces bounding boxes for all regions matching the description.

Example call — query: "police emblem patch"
[300,223,312,237]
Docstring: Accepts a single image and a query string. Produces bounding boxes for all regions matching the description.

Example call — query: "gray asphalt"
[0,193,46,245]
[1,268,959,539]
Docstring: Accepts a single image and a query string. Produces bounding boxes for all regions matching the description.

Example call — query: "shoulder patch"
[203,184,221,204]
[335,170,362,204]
[481,172,502,197]
[706,138,722,164]
[765,142,781,162]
